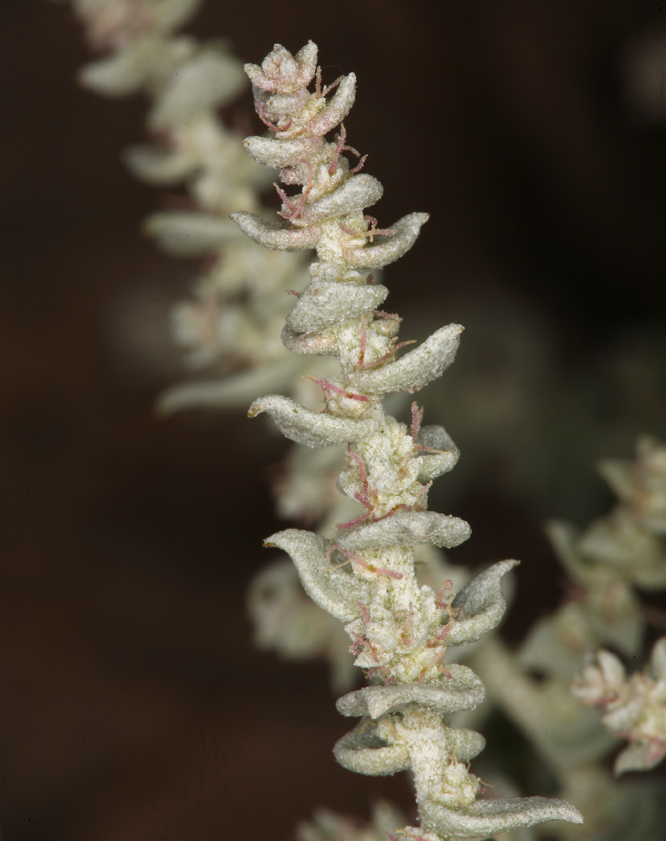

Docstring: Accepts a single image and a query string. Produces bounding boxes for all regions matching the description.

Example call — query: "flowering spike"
[235,41,582,841]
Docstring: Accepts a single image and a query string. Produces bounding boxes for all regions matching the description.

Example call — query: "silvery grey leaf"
[345,213,429,270]
[78,39,159,95]
[282,325,337,355]
[416,425,460,482]
[447,560,518,646]
[265,529,366,622]
[149,49,246,129]
[307,73,357,136]
[336,666,485,718]
[124,144,195,184]
[420,795,582,839]
[248,395,378,448]
[286,280,388,333]
[157,359,303,414]
[544,520,583,581]
[353,324,462,394]
[300,175,384,224]
[444,727,486,764]
[231,212,321,251]
[309,261,368,284]
[336,511,471,553]
[293,41,319,86]
[243,136,322,169]
[615,741,666,775]
[333,720,410,776]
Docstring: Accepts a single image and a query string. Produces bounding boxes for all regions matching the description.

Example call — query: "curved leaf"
[416,425,459,482]
[286,280,388,333]
[333,720,410,776]
[447,560,518,646]
[337,511,471,553]
[78,39,159,96]
[248,395,378,448]
[231,212,321,251]
[145,211,241,255]
[124,143,195,184]
[157,359,303,414]
[345,213,429,270]
[243,136,321,169]
[353,323,462,394]
[307,73,357,135]
[149,49,246,129]
[265,529,367,622]
[336,666,485,718]
[300,175,383,225]
[421,795,582,839]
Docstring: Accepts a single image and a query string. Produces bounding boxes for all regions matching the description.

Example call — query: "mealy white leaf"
[248,395,378,447]
[265,529,368,622]
[231,212,321,251]
[336,511,471,553]
[447,560,518,646]
[345,213,429,270]
[353,324,462,394]
[336,667,486,719]
[286,280,388,333]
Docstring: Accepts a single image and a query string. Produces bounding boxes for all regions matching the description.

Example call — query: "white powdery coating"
[337,666,485,719]
[243,136,322,169]
[298,175,384,225]
[415,425,460,482]
[308,74,357,136]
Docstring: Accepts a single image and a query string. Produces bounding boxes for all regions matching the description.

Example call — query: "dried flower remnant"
[235,42,582,841]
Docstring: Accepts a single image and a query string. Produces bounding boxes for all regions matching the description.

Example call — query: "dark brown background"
[2,1,666,839]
